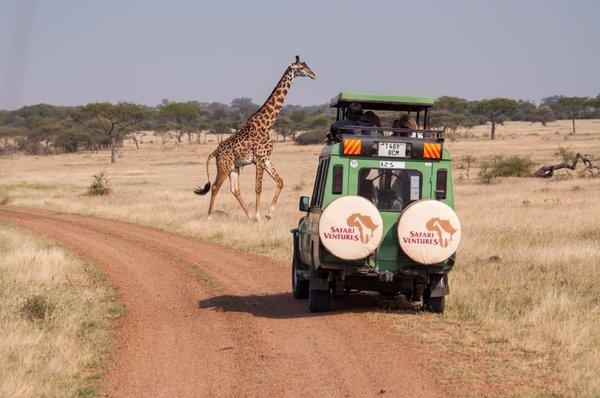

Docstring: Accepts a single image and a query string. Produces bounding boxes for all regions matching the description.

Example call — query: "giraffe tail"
[194,153,214,196]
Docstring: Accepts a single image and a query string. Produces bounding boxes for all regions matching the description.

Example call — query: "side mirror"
[299,196,309,212]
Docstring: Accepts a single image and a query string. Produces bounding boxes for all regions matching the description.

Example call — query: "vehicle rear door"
[347,158,432,270]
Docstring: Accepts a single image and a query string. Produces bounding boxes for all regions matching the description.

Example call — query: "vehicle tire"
[423,291,445,313]
[292,254,309,299]
[308,289,330,313]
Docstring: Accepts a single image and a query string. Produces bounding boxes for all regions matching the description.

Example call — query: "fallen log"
[531,153,599,178]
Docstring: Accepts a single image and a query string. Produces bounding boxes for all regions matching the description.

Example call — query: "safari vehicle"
[291,92,461,313]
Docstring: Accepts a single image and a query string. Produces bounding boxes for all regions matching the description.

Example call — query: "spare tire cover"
[397,200,461,265]
[319,196,384,260]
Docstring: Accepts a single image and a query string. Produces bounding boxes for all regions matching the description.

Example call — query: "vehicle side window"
[309,161,323,207]
[310,158,329,208]
[317,158,330,206]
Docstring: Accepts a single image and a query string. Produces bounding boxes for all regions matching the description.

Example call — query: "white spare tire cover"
[319,196,383,260]
[397,200,461,265]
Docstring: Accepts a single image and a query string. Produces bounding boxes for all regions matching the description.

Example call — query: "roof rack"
[330,92,435,112]
[330,126,444,141]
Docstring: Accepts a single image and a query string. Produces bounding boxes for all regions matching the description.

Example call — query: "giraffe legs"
[254,162,265,221]
[264,159,284,219]
[229,166,252,220]
[208,167,228,217]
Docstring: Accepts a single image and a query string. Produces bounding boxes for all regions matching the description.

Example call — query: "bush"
[0,190,13,205]
[86,172,112,196]
[21,295,54,320]
[478,155,535,184]
[295,130,326,145]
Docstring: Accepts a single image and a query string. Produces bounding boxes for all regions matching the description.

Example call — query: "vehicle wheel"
[309,289,330,313]
[423,290,445,313]
[292,254,309,299]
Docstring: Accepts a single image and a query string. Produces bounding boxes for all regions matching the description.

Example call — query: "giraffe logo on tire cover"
[402,217,457,248]
[346,213,379,244]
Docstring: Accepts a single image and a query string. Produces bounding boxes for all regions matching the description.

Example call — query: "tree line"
[0,95,599,162]
[430,95,600,139]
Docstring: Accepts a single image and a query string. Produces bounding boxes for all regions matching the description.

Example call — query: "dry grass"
[1,119,599,395]
[0,222,121,397]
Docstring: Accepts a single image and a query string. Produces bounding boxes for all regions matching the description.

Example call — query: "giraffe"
[194,56,316,220]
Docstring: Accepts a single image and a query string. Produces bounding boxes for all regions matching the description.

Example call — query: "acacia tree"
[274,116,292,141]
[531,106,556,126]
[73,102,151,163]
[552,96,589,134]
[157,102,201,145]
[434,96,469,114]
[472,98,518,140]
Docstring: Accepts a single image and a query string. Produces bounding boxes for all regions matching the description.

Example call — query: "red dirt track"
[0,206,448,397]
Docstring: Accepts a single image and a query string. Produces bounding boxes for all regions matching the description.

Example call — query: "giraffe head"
[290,55,316,79]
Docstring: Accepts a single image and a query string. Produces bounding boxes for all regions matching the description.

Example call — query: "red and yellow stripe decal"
[343,139,362,155]
[423,143,441,159]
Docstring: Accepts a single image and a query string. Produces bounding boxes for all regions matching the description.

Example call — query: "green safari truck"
[291,92,462,313]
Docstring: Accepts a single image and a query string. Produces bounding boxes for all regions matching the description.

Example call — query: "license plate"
[378,142,407,157]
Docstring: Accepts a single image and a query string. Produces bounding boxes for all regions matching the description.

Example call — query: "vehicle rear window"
[357,168,422,211]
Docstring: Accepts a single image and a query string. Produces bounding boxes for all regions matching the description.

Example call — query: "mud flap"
[429,274,449,297]
[309,278,329,291]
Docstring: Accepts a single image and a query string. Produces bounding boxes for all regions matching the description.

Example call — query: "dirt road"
[0,206,449,397]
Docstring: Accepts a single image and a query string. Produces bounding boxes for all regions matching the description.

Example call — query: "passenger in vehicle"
[361,111,383,137]
[391,114,418,137]
[330,103,379,138]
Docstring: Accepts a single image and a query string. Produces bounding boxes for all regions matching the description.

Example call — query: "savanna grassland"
[1,119,599,396]
[0,222,122,397]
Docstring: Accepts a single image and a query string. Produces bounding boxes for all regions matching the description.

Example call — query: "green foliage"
[531,106,556,125]
[434,96,469,114]
[552,97,589,118]
[157,101,201,144]
[73,102,152,162]
[471,98,519,139]
[510,100,537,121]
[478,155,535,184]
[86,173,112,196]
[230,97,259,119]
[430,110,477,133]
[547,96,590,133]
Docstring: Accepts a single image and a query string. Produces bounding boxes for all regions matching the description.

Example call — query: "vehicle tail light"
[332,165,343,194]
[435,169,447,199]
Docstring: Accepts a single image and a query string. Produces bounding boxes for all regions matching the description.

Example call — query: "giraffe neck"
[247,66,294,133]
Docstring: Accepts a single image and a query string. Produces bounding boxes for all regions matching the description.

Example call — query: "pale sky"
[1,0,599,110]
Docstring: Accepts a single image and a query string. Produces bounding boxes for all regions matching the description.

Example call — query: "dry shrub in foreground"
[86,172,112,196]
[0,223,121,398]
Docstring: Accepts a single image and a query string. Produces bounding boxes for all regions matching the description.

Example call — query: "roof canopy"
[330,92,435,112]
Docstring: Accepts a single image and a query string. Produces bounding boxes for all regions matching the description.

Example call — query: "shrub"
[555,146,576,163]
[86,172,112,196]
[295,130,325,145]
[478,155,535,184]
[21,295,54,320]
[0,190,13,205]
